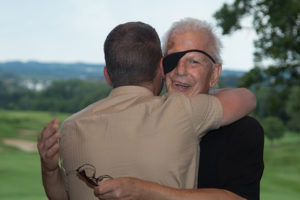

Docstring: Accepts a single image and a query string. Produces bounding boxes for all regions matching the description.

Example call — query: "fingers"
[38,132,60,160]
[44,131,60,150]
[94,179,114,195]
[39,118,60,142]
[46,139,60,158]
[37,118,61,172]
[94,180,116,199]
[93,178,136,200]
[38,119,60,146]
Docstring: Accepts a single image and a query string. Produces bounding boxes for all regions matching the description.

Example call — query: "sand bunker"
[19,129,37,136]
[3,138,37,152]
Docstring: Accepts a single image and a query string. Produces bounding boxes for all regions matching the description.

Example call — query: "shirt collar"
[109,86,154,98]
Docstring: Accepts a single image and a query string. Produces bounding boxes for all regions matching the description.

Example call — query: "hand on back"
[37,118,61,172]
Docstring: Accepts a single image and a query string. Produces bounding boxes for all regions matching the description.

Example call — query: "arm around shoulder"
[37,119,69,200]
[94,177,246,200]
[41,167,69,200]
[213,88,256,126]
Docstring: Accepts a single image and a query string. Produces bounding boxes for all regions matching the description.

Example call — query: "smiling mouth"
[173,81,191,89]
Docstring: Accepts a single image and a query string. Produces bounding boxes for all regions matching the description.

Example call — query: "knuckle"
[53,123,59,130]
[115,190,122,198]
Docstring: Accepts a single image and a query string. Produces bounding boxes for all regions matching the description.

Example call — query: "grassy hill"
[0,110,69,200]
[0,110,299,199]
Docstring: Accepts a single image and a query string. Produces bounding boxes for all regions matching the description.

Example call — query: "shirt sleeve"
[188,94,223,138]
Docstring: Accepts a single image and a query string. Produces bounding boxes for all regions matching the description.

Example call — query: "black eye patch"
[162,49,216,74]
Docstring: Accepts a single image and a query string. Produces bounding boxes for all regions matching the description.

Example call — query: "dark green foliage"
[35,80,112,113]
[219,75,239,88]
[215,0,300,127]
[216,0,300,86]
[285,86,300,132]
[215,0,300,65]
[262,116,286,142]
[0,79,112,113]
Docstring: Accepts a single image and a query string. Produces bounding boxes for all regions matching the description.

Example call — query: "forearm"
[41,166,68,200]
[166,188,246,200]
[209,88,231,95]
[137,180,245,200]
[213,88,256,126]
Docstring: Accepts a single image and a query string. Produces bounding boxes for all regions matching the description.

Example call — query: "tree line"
[0,79,111,114]
[215,0,300,141]
[1,76,299,142]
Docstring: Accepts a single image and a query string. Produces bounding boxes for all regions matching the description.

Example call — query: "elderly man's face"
[165,31,221,96]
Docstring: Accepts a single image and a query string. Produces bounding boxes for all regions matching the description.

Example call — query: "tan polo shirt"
[60,86,222,200]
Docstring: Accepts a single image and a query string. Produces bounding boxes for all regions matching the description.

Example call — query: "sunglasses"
[76,164,113,186]
[162,49,216,74]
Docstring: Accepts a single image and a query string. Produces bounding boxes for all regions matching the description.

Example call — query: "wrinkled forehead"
[165,30,212,54]
[162,49,216,74]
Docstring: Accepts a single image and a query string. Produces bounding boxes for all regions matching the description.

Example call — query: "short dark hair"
[104,22,162,87]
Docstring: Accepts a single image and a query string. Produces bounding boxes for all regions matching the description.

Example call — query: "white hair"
[162,17,223,64]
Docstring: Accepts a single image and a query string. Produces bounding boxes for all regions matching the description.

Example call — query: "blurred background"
[0,0,299,199]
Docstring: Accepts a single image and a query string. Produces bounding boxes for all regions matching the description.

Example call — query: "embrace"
[38,18,264,200]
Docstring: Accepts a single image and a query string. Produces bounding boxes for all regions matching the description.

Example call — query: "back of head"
[104,22,162,88]
[163,17,223,64]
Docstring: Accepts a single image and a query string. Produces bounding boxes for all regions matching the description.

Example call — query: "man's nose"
[175,59,187,75]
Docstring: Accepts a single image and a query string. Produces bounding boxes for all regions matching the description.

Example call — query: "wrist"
[41,164,59,175]
[138,180,176,200]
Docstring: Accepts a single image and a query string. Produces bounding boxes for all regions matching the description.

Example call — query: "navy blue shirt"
[198,116,264,200]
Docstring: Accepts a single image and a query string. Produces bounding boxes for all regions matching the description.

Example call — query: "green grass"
[0,109,69,141]
[261,132,300,200]
[0,109,69,200]
[0,109,299,199]
[0,151,46,200]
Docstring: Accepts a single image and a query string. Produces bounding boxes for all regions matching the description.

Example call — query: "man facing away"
[93,18,264,200]
[38,21,256,200]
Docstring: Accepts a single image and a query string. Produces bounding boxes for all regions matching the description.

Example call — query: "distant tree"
[262,116,286,143]
[219,75,239,88]
[0,81,8,107]
[0,78,34,110]
[285,86,300,132]
[214,0,300,121]
[215,0,300,69]
[34,80,111,113]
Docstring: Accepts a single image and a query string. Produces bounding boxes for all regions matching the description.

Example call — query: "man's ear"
[209,63,222,88]
[104,66,112,86]
[159,58,166,79]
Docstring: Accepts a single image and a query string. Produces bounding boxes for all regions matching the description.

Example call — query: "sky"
[0,0,256,71]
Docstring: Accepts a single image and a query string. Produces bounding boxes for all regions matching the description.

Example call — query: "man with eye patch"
[38,20,258,200]
[93,18,264,200]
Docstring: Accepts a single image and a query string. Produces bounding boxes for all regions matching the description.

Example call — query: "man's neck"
[139,82,156,95]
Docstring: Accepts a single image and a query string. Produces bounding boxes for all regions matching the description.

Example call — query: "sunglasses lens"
[77,165,98,186]
[78,170,98,186]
